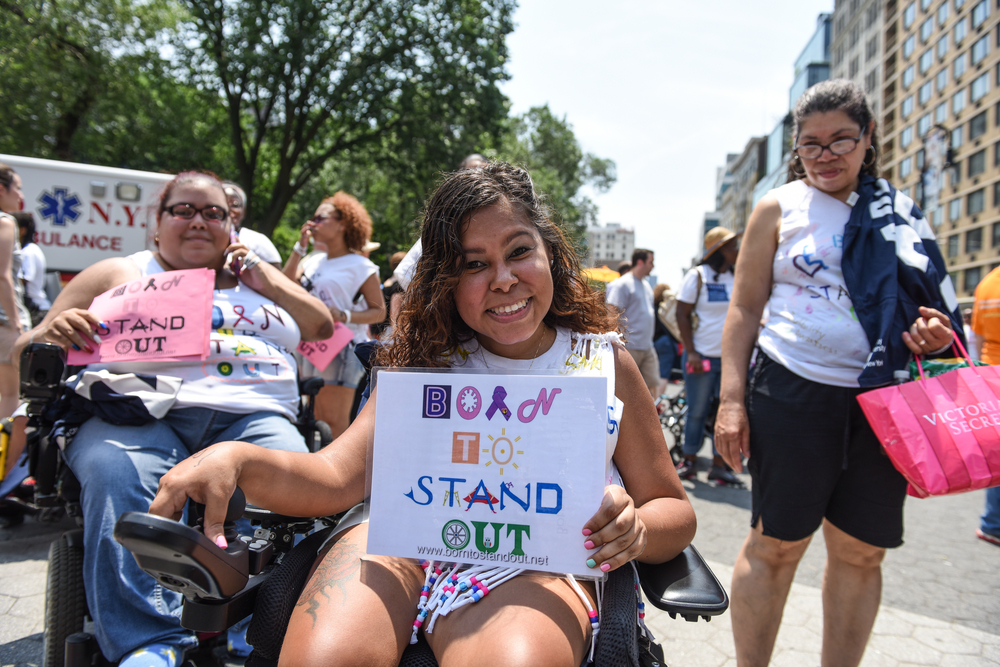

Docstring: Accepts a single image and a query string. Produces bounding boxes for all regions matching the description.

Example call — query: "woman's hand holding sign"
[582,484,647,573]
[34,307,104,354]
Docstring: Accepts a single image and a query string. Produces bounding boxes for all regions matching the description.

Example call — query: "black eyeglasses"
[165,203,229,222]
[793,128,867,159]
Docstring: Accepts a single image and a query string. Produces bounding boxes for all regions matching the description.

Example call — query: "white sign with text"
[367,370,608,578]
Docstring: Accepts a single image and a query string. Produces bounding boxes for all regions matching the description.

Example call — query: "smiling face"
[156,178,231,270]
[0,173,23,213]
[454,201,554,359]
[796,110,873,203]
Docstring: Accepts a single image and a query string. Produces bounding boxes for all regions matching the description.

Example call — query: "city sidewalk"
[2,471,998,666]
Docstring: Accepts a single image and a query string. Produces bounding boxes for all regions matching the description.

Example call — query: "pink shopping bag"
[856,332,1000,498]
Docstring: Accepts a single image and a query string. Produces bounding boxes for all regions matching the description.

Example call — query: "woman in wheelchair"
[150,162,696,667]
[12,171,334,667]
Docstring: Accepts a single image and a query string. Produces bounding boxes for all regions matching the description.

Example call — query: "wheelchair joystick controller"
[114,487,253,600]
[193,486,248,552]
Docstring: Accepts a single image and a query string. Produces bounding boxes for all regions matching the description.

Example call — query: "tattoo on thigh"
[295,538,362,628]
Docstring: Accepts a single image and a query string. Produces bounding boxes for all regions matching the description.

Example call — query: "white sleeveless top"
[757,180,871,387]
[445,327,625,487]
[92,251,302,419]
[303,253,378,344]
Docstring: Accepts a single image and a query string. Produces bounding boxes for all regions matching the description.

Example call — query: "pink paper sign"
[67,269,215,365]
[296,322,354,372]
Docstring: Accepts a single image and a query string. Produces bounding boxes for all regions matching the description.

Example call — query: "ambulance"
[0,154,174,274]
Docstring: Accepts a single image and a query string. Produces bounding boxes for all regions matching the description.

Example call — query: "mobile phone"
[229,228,241,277]
[686,359,711,373]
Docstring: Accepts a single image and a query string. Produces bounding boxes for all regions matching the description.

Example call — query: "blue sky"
[500,0,834,285]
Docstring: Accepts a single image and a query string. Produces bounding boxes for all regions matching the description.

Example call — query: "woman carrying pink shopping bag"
[715,80,964,667]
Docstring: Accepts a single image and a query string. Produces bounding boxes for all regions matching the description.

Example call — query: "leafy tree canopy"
[0,0,194,164]
[489,105,617,244]
[180,0,516,236]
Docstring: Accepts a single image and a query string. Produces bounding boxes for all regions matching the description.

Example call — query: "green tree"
[491,105,617,244]
[0,0,188,162]
[180,0,515,238]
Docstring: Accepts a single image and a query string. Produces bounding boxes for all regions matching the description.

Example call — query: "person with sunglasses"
[714,79,960,667]
[13,171,333,667]
[283,192,386,441]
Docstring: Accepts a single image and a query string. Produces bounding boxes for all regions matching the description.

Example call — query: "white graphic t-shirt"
[303,253,379,343]
[94,251,302,419]
[678,265,734,358]
[757,180,871,387]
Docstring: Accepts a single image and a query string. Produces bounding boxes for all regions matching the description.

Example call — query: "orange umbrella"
[583,265,620,283]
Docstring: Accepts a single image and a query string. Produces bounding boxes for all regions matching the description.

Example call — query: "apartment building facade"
[719,137,767,234]
[586,222,635,269]
[881,0,999,303]
[831,0,886,117]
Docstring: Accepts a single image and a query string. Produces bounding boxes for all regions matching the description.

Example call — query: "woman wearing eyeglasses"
[715,79,961,667]
[283,192,386,440]
[13,171,333,667]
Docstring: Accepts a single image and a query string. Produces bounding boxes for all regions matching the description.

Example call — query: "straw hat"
[702,227,742,261]
[363,240,381,253]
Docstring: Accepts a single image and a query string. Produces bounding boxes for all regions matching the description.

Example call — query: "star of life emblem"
[37,187,82,227]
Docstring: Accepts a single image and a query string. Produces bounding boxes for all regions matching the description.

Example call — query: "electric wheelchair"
[20,341,729,666]
[11,343,333,667]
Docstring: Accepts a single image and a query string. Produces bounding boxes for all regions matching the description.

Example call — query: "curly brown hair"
[377,161,620,369]
[323,191,372,253]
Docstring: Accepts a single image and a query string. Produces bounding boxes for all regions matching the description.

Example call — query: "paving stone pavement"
[1,459,998,666]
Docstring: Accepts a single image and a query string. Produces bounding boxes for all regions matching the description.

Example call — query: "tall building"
[753,13,832,208]
[719,137,767,234]
[881,0,999,303]
[831,0,886,117]
[586,222,635,269]
[791,14,834,109]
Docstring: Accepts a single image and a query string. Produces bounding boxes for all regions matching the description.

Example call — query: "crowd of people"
[0,78,996,667]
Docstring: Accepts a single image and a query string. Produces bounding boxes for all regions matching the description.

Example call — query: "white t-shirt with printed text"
[757,180,871,387]
[678,265,734,358]
[94,251,302,420]
[303,252,379,343]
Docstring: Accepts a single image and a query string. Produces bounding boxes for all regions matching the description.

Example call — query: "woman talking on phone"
[283,192,385,440]
[715,80,959,666]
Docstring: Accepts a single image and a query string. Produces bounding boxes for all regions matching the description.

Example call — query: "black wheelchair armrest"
[300,377,325,397]
[635,544,729,621]
[114,512,250,600]
[180,573,266,633]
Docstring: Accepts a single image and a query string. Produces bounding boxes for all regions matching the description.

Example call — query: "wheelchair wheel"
[44,531,88,667]
[315,420,333,449]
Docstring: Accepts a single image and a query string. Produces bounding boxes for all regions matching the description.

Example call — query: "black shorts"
[746,353,908,548]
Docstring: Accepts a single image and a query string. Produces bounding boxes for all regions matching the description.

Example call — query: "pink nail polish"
[215,535,228,549]
[600,563,611,572]
[582,528,592,536]
[584,540,595,549]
